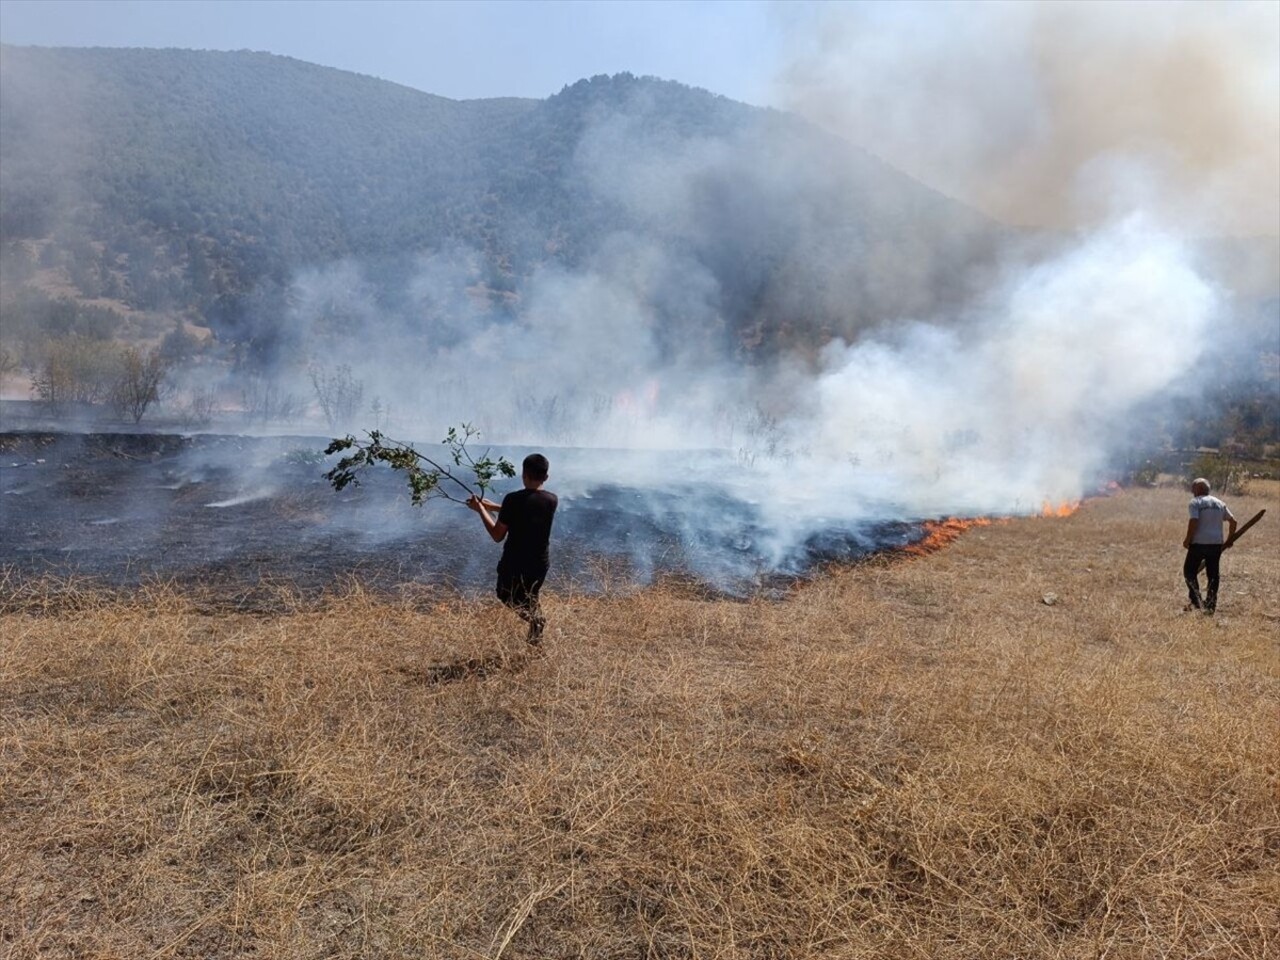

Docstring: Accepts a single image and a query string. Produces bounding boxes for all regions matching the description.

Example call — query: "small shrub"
[1187,452,1245,495]
[310,363,365,431]
[240,376,303,425]
[31,336,123,408]
[0,344,18,384]
[171,388,218,429]
[111,347,169,423]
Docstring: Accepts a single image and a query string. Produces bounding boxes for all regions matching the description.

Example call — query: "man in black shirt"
[467,453,558,643]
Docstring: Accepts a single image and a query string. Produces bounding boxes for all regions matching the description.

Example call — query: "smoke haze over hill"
[778,0,1280,237]
[0,13,1277,587]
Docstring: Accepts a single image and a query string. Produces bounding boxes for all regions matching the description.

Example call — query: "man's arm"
[1183,518,1198,550]
[467,495,508,543]
[1224,512,1238,548]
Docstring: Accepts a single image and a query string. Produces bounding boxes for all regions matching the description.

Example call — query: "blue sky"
[0,0,789,105]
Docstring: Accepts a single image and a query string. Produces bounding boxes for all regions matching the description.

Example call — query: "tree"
[240,375,304,425]
[0,345,18,386]
[159,318,200,363]
[31,336,123,409]
[325,424,515,507]
[309,362,365,431]
[112,347,169,423]
[1188,453,1247,496]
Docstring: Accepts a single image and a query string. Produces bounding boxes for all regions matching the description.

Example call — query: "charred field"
[1,457,1277,958]
[0,429,932,603]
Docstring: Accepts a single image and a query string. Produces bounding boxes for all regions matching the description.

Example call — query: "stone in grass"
[1042,592,1059,606]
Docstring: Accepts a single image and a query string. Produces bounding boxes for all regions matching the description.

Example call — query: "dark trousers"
[496,567,546,623]
[1183,544,1224,611]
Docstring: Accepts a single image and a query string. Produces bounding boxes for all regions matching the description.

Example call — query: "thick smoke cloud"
[777,0,1280,237]
[283,221,1222,556]
[267,2,1272,575]
[5,9,1275,589]
[285,236,743,451]
[793,218,1216,517]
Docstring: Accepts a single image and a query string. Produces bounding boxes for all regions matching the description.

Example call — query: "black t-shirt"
[497,488,558,573]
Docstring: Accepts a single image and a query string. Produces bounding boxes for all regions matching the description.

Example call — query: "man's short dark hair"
[523,453,549,481]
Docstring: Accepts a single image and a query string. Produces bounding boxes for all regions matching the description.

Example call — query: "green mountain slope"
[0,45,1001,361]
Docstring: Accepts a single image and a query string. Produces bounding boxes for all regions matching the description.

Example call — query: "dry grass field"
[2,483,1277,959]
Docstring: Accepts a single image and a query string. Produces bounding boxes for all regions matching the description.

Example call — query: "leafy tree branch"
[324,424,516,506]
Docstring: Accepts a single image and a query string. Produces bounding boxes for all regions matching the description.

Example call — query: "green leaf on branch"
[322,424,515,507]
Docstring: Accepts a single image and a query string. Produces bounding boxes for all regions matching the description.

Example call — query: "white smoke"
[789,218,1216,518]
[263,1,1275,587]
[7,7,1272,588]
[776,0,1280,236]
[283,213,1221,557]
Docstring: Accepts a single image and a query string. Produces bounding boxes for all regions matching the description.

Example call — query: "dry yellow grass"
[1,484,1277,959]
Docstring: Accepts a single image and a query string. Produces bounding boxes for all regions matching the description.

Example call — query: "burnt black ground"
[0,431,927,600]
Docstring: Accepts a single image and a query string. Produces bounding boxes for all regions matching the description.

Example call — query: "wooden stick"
[1226,509,1265,548]
[1198,508,1265,573]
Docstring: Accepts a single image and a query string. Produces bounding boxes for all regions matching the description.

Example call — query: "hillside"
[1,46,1273,460]
[0,45,1001,364]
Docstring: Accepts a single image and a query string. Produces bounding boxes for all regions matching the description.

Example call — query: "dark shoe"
[527,615,546,645]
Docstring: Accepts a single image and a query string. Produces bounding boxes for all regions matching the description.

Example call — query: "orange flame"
[903,517,994,557]
[1040,500,1081,518]
[614,378,661,415]
[901,498,1085,560]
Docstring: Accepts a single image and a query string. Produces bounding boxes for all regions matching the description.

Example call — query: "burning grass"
[900,516,999,557]
[1,484,1278,958]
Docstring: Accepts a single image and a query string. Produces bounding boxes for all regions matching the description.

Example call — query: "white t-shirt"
[1188,495,1234,545]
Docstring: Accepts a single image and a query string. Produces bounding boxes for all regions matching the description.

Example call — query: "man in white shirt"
[1182,477,1237,615]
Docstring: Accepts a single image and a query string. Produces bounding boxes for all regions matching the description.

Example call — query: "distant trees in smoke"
[0,47,1274,457]
[30,338,123,408]
[112,347,169,423]
[0,346,19,387]
[0,47,1008,362]
[237,375,303,427]
[30,338,169,423]
[308,363,365,432]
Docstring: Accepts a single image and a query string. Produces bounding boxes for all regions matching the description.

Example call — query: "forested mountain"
[2,45,1273,459]
[0,45,1001,366]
